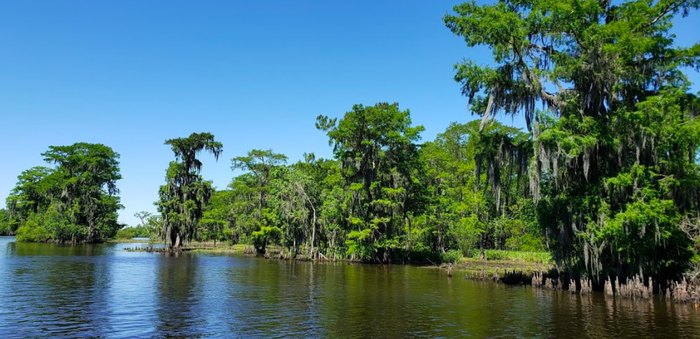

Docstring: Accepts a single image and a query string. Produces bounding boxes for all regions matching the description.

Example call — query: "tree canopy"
[3,0,699,291]
[446,0,700,282]
[5,143,122,243]
[317,103,426,261]
[204,104,542,263]
[157,132,223,249]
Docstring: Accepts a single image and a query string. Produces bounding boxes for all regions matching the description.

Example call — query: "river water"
[0,236,697,337]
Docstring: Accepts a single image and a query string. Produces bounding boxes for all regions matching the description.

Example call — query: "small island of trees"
[1,143,122,243]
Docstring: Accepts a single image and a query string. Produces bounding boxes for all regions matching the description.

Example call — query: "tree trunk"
[479,235,486,260]
[174,233,182,249]
[310,207,317,259]
[87,220,96,243]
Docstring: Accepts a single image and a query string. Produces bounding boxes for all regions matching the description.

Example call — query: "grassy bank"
[464,249,551,263]
[108,238,156,244]
[120,239,553,281]
[119,240,253,254]
[187,243,250,255]
[443,250,553,281]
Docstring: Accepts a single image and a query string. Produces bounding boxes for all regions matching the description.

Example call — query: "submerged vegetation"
[1,0,699,299]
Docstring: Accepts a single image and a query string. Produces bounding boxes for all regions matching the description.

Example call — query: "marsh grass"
[464,249,552,264]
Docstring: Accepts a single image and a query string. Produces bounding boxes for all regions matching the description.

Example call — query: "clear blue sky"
[1,1,698,226]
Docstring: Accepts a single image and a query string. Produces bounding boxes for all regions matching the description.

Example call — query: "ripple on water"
[0,237,698,337]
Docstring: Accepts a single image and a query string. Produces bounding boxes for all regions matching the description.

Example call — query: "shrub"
[251,226,282,254]
[440,249,462,264]
[16,218,51,242]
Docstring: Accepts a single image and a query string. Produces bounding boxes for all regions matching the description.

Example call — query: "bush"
[0,220,13,236]
[440,249,462,264]
[115,225,152,240]
[115,227,137,239]
[251,226,282,254]
[16,219,51,242]
[0,209,13,235]
[16,208,88,243]
[464,249,551,264]
[43,208,86,242]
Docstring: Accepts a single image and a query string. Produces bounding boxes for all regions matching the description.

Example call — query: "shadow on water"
[7,240,107,256]
[535,287,700,337]
[219,257,317,336]
[223,260,549,337]
[314,264,542,337]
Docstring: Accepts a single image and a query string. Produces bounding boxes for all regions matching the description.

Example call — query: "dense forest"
[2,0,700,288]
[186,108,542,264]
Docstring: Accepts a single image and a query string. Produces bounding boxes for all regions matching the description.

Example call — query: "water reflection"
[155,254,203,336]
[0,236,698,338]
[226,258,325,336]
[0,239,110,336]
[8,240,107,256]
[105,244,159,337]
[533,287,700,337]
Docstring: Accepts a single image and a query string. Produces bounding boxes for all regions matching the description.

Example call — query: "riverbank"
[108,238,154,244]
[7,235,699,337]
[446,254,552,282]
[126,241,700,305]
[122,240,553,280]
[120,241,252,254]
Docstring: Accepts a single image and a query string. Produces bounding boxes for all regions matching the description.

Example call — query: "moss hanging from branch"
[447,0,700,284]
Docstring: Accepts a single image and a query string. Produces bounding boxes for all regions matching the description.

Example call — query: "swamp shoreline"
[121,240,700,307]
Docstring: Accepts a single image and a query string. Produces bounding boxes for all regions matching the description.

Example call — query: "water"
[0,236,697,338]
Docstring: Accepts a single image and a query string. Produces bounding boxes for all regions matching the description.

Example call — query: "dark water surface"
[0,236,698,338]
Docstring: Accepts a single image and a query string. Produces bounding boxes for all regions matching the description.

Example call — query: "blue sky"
[1,1,698,226]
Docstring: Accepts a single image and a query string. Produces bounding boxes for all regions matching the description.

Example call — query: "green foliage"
[115,225,153,239]
[228,149,288,246]
[346,227,377,260]
[16,206,83,243]
[16,219,51,243]
[222,111,544,263]
[0,209,12,235]
[417,120,541,256]
[447,0,700,282]
[465,249,552,264]
[441,249,462,264]
[317,103,426,262]
[251,226,282,254]
[199,190,235,243]
[269,163,321,257]
[157,132,222,249]
[8,143,122,243]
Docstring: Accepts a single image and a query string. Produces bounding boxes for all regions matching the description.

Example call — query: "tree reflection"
[155,253,202,336]
[2,240,109,336]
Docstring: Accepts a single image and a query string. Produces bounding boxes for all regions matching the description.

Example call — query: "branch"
[480,93,496,132]
[647,0,685,28]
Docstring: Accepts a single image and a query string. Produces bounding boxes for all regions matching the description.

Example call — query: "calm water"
[0,236,698,338]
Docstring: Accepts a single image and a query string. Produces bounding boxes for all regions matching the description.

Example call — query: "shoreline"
[122,240,552,280]
[121,240,699,306]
